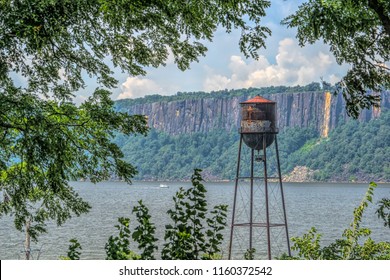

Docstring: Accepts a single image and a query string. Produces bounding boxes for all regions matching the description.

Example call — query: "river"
[0,181,389,259]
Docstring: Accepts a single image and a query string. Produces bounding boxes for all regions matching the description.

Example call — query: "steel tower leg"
[262,133,272,260]
[275,136,291,256]
[228,134,243,260]
[249,148,254,253]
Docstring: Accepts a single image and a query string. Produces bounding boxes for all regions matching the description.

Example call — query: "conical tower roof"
[240,95,275,104]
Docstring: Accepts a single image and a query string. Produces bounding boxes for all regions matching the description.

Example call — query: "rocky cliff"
[120,90,390,136]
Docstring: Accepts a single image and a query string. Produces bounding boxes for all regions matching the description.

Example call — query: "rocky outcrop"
[282,166,315,182]
[121,90,390,135]
[124,96,243,134]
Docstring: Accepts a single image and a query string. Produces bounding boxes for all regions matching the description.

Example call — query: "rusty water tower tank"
[240,96,278,150]
[230,95,290,260]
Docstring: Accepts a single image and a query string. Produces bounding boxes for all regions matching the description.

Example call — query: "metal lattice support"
[228,133,291,260]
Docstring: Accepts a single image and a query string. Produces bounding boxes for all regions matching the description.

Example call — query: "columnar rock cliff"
[121,90,390,136]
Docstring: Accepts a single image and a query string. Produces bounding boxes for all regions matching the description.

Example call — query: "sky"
[77,0,350,103]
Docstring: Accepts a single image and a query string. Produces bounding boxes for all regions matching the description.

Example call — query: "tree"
[283,1,390,231]
[0,89,148,259]
[283,0,390,118]
[0,0,272,258]
[162,169,227,260]
[1,0,271,99]
[281,183,390,260]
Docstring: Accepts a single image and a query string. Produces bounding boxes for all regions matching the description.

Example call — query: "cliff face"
[122,91,390,135]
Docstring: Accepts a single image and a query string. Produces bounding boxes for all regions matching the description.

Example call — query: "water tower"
[228,96,291,260]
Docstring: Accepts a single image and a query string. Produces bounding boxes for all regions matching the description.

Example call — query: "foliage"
[0,0,271,98]
[0,90,148,242]
[376,198,390,228]
[105,200,158,260]
[244,248,256,260]
[117,128,239,180]
[1,0,273,248]
[60,239,82,260]
[65,169,227,260]
[105,217,140,260]
[132,200,158,260]
[281,183,390,260]
[162,169,228,260]
[290,110,390,182]
[204,204,228,260]
[283,0,390,118]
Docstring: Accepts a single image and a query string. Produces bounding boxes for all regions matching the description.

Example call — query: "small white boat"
[159,184,169,188]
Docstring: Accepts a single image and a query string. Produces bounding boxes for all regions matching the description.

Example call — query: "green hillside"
[285,109,390,182]
[115,109,390,182]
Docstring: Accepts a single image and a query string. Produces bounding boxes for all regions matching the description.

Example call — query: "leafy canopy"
[0,89,147,240]
[283,0,390,118]
[0,0,271,99]
[0,0,271,241]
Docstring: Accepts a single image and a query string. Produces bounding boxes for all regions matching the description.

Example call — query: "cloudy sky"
[90,0,350,102]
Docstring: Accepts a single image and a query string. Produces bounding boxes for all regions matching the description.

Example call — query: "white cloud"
[203,74,231,91]
[203,38,347,91]
[118,77,163,99]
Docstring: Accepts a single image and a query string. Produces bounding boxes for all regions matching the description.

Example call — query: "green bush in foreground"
[60,239,82,260]
[97,169,227,260]
[280,182,390,260]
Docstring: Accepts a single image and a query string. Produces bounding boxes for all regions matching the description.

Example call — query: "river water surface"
[0,181,389,259]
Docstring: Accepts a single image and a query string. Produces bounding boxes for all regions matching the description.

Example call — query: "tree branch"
[0,121,25,131]
[368,0,390,37]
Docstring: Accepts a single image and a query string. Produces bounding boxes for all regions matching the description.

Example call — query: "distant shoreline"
[77,178,390,184]
[129,179,390,184]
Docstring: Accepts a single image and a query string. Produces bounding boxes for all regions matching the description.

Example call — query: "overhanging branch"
[368,0,390,37]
